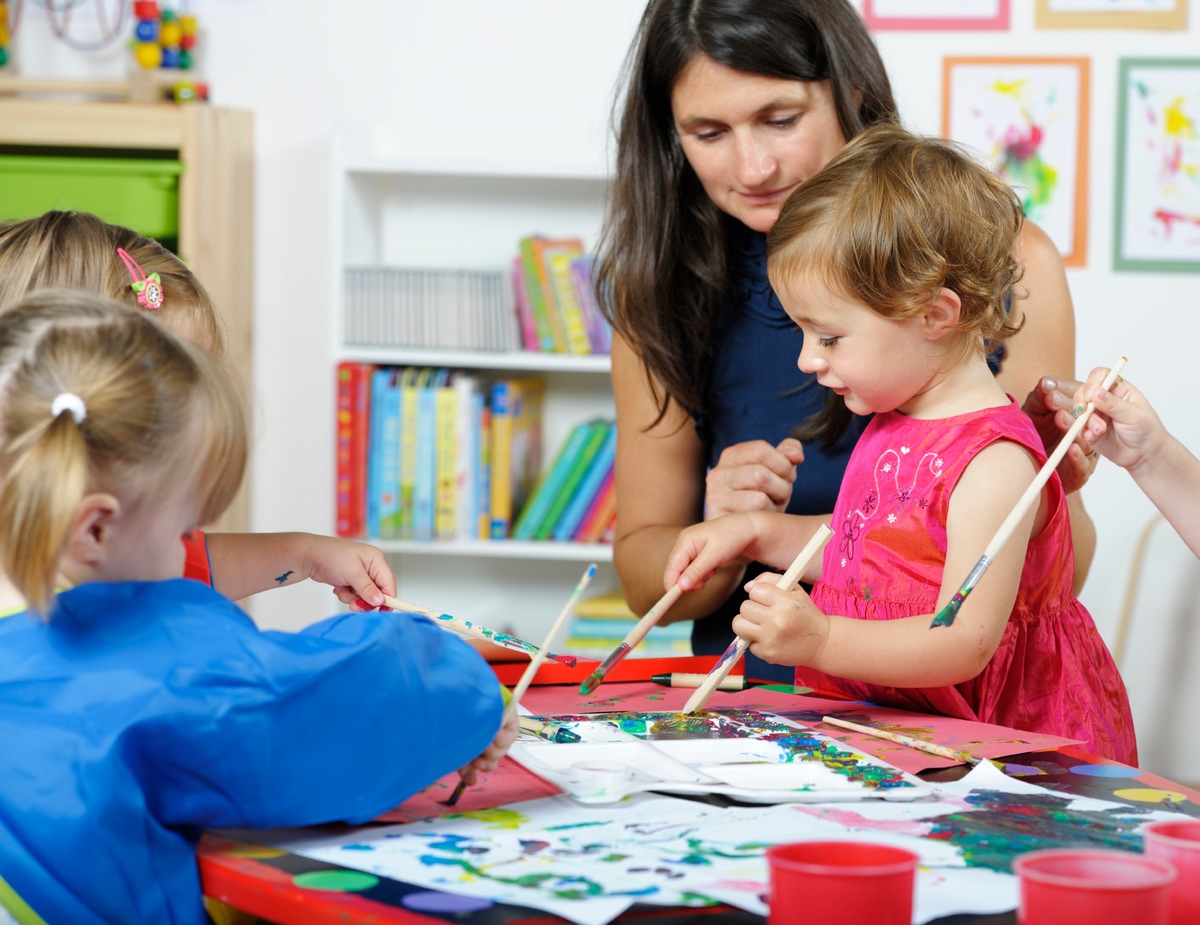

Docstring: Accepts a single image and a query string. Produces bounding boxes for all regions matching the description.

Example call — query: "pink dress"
[801,398,1137,764]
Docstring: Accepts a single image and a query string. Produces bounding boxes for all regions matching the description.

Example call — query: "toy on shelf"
[1,1,12,67]
[131,1,196,72]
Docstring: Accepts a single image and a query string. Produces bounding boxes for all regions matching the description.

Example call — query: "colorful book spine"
[454,373,483,540]
[335,362,372,538]
[397,366,423,539]
[413,367,445,540]
[511,419,593,541]
[570,253,611,355]
[434,370,459,540]
[370,367,403,539]
[575,467,616,544]
[529,237,574,353]
[546,245,590,355]
[511,256,539,352]
[489,375,545,539]
[533,418,609,541]
[476,403,492,539]
[517,236,558,353]
[552,421,616,542]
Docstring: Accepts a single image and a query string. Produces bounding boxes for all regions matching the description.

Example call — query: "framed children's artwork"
[942,56,1090,267]
[1114,58,1200,273]
[1035,0,1187,31]
[862,0,1010,31]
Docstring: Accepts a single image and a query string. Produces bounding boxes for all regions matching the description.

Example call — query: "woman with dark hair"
[594,0,1096,680]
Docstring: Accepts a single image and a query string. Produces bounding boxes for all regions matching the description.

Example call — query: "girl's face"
[776,274,935,417]
[671,55,848,234]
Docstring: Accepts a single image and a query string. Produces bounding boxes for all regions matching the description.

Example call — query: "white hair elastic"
[51,392,87,424]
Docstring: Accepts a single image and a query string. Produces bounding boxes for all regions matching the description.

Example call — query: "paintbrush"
[682,524,834,714]
[443,563,597,806]
[819,715,1044,776]
[578,584,683,695]
[820,715,979,765]
[930,357,1127,628]
[518,715,583,744]
[383,595,577,668]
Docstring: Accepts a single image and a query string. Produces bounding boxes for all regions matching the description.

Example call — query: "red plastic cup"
[1014,847,1176,925]
[1143,819,1200,925]
[766,840,917,925]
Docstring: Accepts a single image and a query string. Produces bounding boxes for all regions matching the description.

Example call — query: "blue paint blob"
[1069,763,1138,778]
[402,890,494,913]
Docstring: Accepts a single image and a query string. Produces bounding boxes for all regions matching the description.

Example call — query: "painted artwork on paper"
[261,761,1196,925]
[1036,0,1186,30]
[943,57,1090,267]
[509,709,930,803]
[1115,58,1200,272]
[521,682,1084,775]
[862,0,1010,30]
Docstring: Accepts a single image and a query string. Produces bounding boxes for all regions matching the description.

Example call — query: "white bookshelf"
[329,123,618,640]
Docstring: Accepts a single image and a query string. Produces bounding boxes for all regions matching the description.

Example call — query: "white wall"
[10,1,1198,781]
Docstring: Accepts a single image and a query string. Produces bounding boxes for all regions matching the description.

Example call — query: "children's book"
[511,419,593,541]
[475,402,492,539]
[533,418,610,541]
[551,421,616,542]
[517,236,560,353]
[574,468,615,544]
[397,366,425,539]
[545,243,589,355]
[368,367,403,539]
[511,256,539,352]
[434,370,460,540]
[335,362,372,538]
[488,375,545,539]
[454,372,484,540]
[413,368,448,541]
[569,253,611,355]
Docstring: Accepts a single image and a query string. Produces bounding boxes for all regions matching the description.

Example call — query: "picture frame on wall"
[1114,57,1200,274]
[1035,0,1187,31]
[862,0,1010,31]
[942,56,1090,268]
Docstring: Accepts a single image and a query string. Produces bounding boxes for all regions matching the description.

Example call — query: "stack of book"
[511,418,616,543]
[343,266,518,352]
[335,362,545,541]
[513,235,611,355]
[563,590,693,658]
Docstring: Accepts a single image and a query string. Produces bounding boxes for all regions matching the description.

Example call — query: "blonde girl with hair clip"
[664,124,1135,763]
[0,210,396,614]
[0,291,516,925]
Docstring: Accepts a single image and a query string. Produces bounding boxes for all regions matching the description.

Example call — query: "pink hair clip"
[116,247,164,310]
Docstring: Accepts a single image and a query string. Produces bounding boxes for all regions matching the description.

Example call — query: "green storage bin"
[0,155,183,241]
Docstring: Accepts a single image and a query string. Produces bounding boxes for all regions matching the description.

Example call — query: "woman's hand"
[664,513,759,592]
[704,438,804,519]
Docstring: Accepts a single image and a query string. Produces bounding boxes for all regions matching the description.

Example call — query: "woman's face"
[671,55,848,234]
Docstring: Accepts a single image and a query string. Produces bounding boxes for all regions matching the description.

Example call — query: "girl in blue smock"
[0,291,516,925]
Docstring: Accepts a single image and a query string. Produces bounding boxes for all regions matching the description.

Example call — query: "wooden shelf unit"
[0,97,254,533]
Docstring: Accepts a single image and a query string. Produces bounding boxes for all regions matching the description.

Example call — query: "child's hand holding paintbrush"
[444,685,520,806]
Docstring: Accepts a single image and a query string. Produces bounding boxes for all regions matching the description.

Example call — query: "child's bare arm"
[1075,369,1200,558]
[206,532,395,607]
[664,511,827,594]
[734,441,1039,687]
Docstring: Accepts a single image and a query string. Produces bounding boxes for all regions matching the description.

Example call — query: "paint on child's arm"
[275,570,295,584]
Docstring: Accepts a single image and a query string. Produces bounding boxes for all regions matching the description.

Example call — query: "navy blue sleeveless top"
[692,229,866,681]
[690,228,1008,682]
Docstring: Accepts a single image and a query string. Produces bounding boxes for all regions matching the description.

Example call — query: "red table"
[199,657,1200,925]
